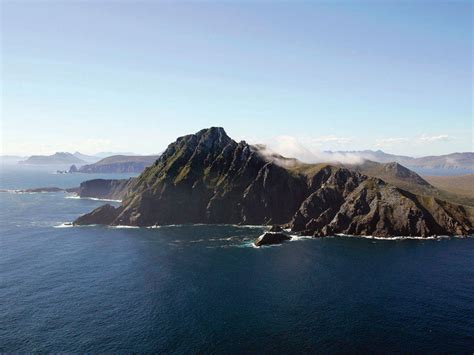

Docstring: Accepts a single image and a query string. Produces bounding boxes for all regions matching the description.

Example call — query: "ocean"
[1,164,473,352]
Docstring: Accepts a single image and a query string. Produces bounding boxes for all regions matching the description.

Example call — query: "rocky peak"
[194,127,231,150]
[383,162,430,186]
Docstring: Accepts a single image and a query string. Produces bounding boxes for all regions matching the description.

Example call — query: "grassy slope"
[423,174,474,208]
[424,175,474,198]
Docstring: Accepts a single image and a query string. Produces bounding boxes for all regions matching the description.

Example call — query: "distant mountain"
[70,155,159,173]
[72,152,101,163]
[74,127,472,237]
[0,155,27,164]
[329,150,473,175]
[94,151,138,158]
[19,152,86,165]
[409,153,474,173]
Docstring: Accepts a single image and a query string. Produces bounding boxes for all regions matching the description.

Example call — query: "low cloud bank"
[255,136,365,165]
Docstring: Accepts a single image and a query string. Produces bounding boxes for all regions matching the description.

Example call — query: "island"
[69,155,160,174]
[72,127,472,237]
[19,152,87,165]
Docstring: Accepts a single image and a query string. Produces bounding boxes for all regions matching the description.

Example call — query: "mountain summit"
[75,127,472,237]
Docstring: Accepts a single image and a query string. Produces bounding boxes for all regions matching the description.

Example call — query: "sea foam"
[65,195,122,203]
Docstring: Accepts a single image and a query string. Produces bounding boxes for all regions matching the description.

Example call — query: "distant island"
[19,152,87,165]
[69,155,160,174]
[74,127,473,238]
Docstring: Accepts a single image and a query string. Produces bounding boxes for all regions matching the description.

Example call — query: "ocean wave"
[108,225,139,229]
[65,195,122,203]
[147,224,187,228]
[53,222,100,228]
[251,242,284,249]
[54,222,74,228]
[146,223,265,229]
[209,236,245,242]
[206,240,257,249]
[334,233,469,241]
[289,235,314,241]
[231,224,265,229]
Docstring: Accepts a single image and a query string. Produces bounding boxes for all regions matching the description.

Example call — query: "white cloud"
[265,135,318,162]
[259,135,364,165]
[417,134,452,142]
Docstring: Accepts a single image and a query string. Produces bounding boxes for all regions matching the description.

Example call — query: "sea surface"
[1,164,473,352]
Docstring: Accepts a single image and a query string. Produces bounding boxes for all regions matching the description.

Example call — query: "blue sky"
[1,0,472,156]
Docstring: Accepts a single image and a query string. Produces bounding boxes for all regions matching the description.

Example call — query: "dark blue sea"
[1,164,473,352]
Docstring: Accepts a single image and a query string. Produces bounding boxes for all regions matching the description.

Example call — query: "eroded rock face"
[290,176,472,237]
[74,127,473,237]
[254,232,291,246]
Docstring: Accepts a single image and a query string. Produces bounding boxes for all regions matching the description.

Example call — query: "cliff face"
[74,128,473,237]
[78,179,134,200]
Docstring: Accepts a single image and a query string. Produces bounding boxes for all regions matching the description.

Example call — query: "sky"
[1,0,472,157]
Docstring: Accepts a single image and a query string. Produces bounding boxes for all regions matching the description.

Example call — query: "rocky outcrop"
[254,232,291,246]
[77,179,134,200]
[74,204,121,225]
[74,127,473,237]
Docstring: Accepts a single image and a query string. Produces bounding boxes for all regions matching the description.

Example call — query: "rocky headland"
[73,127,473,237]
[69,155,159,174]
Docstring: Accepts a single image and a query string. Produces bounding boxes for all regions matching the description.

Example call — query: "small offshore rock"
[254,232,291,246]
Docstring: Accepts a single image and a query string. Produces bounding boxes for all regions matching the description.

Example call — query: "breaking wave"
[334,233,470,240]
[65,195,122,203]
[53,222,74,228]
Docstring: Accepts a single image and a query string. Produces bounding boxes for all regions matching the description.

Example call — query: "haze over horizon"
[1,1,472,156]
